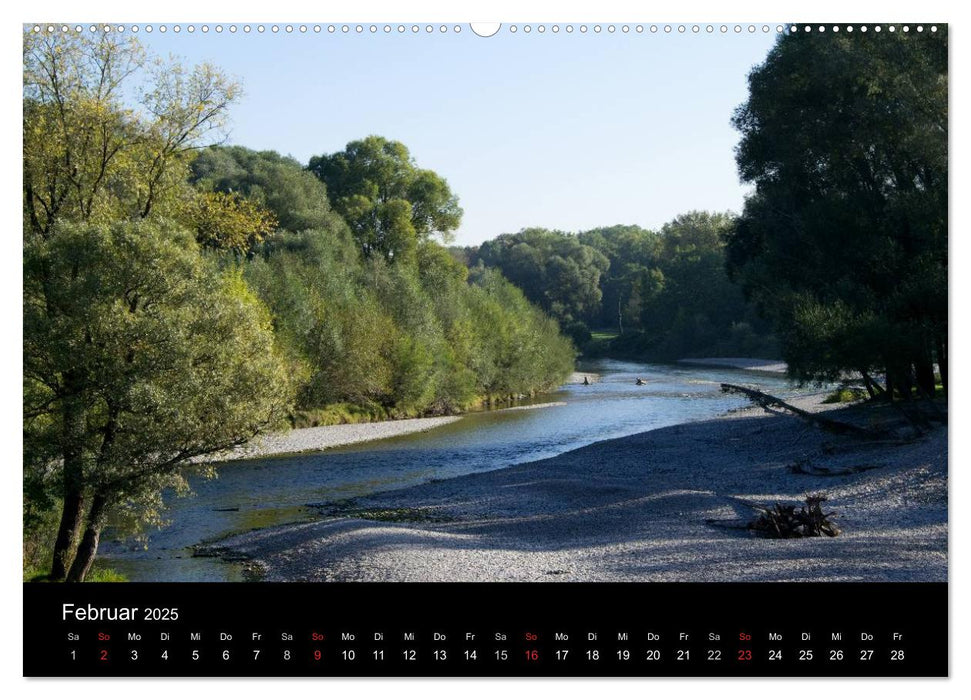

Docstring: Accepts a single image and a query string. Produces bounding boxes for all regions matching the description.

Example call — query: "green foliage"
[291,403,392,428]
[822,387,868,405]
[473,227,610,333]
[24,219,293,580]
[86,567,129,582]
[577,224,661,332]
[632,212,777,360]
[244,228,574,418]
[468,215,776,361]
[727,29,947,396]
[22,32,575,581]
[187,191,278,255]
[308,136,462,262]
[23,30,239,237]
[190,146,349,237]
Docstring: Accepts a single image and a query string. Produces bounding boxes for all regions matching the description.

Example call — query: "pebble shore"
[213,393,947,583]
[206,416,463,463]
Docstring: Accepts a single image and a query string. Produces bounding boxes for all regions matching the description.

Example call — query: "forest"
[23,26,947,581]
[460,212,778,360]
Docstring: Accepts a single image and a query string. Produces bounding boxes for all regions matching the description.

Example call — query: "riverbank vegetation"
[460,212,779,361]
[727,28,947,400]
[22,32,571,580]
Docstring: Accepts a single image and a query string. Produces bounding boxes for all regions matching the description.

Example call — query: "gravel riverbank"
[212,394,947,582]
[677,357,788,374]
[204,416,463,462]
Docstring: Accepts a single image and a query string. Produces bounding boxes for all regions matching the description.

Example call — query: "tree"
[473,227,609,341]
[578,224,660,333]
[21,30,286,583]
[308,136,462,262]
[186,190,278,255]
[189,146,349,237]
[727,29,947,396]
[24,220,292,582]
[23,30,239,238]
[645,212,767,358]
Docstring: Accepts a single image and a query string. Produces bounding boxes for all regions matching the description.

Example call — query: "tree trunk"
[65,493,109,583]
[50,395,86,581]
[915,357,936,398]
[720,383,888,439]
[935,335,947,393]
[860,370,877,399]
[899,365,914,401]
[50,490,85,581]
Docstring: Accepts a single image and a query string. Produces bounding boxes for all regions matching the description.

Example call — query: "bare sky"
[137,24,777,245]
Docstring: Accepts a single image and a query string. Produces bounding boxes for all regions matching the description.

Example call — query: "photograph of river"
[96,361,819,581]
[23,22,946,587]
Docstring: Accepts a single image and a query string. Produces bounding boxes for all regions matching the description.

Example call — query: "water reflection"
[100,360,805,581]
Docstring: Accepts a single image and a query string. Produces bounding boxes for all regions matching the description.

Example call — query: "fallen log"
[720,383,889,439]
[788,460,885,477]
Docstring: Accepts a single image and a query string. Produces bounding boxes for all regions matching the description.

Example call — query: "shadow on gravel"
[214,407,947,582]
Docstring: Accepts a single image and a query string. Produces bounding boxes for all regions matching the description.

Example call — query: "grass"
[24,564,129,583]
[822,387,868,404]
[316,501,454,523]
[291,401,393,428]
[86,566,129,582]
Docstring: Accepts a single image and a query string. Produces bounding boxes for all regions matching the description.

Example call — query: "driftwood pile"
[748,494,841,538]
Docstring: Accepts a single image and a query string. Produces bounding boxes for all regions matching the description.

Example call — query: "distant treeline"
[455,213,778,361]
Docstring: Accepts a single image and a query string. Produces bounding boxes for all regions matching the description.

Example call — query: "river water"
[98,359,808,581]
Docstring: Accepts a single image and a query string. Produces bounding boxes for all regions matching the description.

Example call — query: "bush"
[822,387,868,404]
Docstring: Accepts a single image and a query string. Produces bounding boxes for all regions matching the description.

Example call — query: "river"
[98,359,811,581]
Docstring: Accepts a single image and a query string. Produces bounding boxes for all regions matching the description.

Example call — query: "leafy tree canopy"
[23,31,239,238]
[24,220,292,581]
[186,190,278,255]
[727,28,947,395]
[308,136,463,263]
[190,146,349,237]
[473,227,610,329]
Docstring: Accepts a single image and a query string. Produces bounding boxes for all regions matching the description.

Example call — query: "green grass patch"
[822,387,868,404]
[351,507,453,523]
[86,566,129,582]
[24,564,129,583]
[321,504,454,523]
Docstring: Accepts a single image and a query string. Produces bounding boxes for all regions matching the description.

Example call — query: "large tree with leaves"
[308,136,462,263]
[23,30,239,237]
[23,30,292,581]
[190,146,350,237]
[727,28,947,397]
[25,220,292,582]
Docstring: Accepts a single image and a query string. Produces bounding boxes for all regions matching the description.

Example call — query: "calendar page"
[21,14,948,678]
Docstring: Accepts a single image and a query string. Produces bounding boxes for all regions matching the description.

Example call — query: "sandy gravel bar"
[206,416,463,463]
[677,357,788,374]
[214,395,946,582]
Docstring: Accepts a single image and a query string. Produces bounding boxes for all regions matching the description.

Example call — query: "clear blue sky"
[137,26,778,245]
